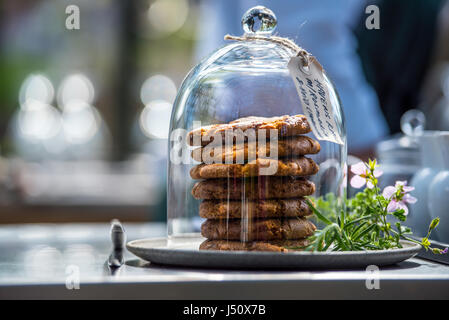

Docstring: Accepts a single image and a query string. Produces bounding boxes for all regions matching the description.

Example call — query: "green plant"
[296,160,447,254]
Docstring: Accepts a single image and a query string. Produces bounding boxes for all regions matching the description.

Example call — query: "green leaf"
[332,226,350,251]
[350,221,368,238]
[322,233,335,251]
[343,215,374,230]
[305,198,333,226]
[353,224,377,242]
[392,209,406,222]
[429,218,440,230]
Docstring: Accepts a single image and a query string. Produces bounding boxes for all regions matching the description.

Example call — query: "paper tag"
[288,56,343,145]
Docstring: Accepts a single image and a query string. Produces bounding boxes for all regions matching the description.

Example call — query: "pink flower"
[442,248,448,254]
[350,162,383,189]
[383,181,417,215]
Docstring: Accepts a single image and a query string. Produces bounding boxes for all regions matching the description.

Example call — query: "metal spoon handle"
[108,219,126,268]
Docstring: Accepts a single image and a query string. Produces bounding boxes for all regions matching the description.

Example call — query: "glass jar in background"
[408,131,444,238]
[428,132,449,243]
[375,110,423,190]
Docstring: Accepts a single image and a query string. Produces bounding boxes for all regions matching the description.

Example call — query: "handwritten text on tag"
[288,56,343,145]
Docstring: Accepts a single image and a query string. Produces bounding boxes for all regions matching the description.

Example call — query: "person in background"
[195,0,390,159]
[415,0,449,128]
[355,0,446,134]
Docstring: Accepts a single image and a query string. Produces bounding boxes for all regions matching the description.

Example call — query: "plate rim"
[126,237,422,256]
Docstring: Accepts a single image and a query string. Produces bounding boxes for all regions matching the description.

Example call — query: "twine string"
[224,34,310,67]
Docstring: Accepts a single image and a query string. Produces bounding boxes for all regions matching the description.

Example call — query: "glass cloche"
[167,6,347,252]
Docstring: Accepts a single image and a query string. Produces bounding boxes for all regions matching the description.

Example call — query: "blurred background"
[1,0,449,225]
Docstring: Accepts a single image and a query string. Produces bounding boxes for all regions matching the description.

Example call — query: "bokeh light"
[18,100,61,140]
[57,73,95,107]
[62,100,100,144]
[140,74,177,105]
[139,100,173,139]
[19,74,55,106]
[147,0,189,36]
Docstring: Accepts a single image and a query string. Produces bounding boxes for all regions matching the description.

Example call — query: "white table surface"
[0,223,448,299]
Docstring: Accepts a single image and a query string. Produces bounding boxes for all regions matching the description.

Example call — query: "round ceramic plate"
[126,236,422,269]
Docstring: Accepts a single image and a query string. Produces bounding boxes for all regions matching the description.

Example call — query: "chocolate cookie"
[199,198,312,219]
[191,177,315,200]
[191,135,320,163]
[188,114,311,146]
[190,157,319,179]
[201,218,316,241]
[199,239,310,252]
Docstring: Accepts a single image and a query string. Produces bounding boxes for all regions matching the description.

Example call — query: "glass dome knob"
[242,6,277,36]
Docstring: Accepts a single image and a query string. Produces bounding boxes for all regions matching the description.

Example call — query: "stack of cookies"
[188,115,320,252]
